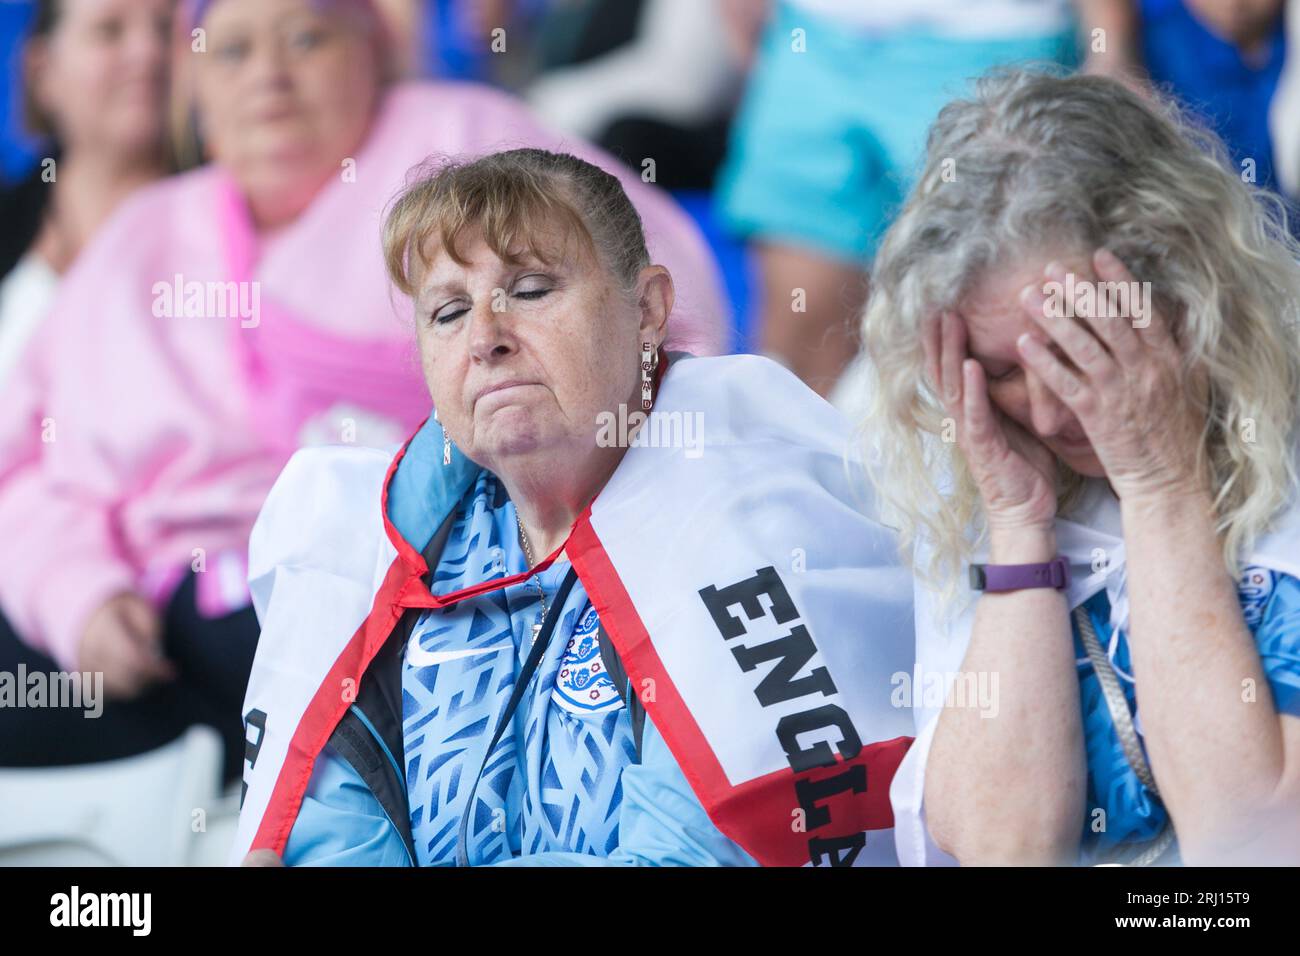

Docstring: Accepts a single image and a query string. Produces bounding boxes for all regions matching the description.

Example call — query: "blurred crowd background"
[5,0,1299,395]
[0,0,1297,865]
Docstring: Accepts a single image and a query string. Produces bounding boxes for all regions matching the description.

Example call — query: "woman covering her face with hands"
[862,69,1300,865]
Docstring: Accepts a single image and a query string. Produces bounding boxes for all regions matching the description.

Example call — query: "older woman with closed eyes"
[233,148,917,868]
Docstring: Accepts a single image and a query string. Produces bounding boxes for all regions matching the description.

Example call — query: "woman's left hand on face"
[1016,248,1210,503]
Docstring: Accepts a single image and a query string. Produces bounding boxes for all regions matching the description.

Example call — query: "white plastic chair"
[0,724,239,866]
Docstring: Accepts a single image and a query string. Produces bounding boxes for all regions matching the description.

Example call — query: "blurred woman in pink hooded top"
[0,0,727,781]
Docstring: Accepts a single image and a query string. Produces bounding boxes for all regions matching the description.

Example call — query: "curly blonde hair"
[859,67,1300,621]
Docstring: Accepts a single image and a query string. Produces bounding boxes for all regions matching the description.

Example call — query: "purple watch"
[969,556,1071,592]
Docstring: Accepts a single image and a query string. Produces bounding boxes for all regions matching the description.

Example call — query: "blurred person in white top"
[0,0,173,388]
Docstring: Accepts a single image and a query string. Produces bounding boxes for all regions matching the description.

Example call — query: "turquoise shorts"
[717,3,1079,264]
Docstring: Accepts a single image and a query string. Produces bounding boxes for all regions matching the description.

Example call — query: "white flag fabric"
[892,465,1300,866]
[231,353,918,866]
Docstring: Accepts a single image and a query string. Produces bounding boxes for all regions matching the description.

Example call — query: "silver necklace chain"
[515,510,548,645]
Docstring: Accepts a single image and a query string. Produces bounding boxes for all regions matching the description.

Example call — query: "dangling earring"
[640,341,658,411]
[433,407,452,465]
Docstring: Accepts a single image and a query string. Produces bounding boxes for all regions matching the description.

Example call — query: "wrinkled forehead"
[415,244,540,305]
[961,247,1099,360]
[413,227,587,308]
[412,217,598,302]
[958,261,1045,360]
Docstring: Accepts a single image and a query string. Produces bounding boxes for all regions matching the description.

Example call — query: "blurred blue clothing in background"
[0,0,39,186]
[424,0,489,80]
[1140,0,1285,191]
[424,0,549,81]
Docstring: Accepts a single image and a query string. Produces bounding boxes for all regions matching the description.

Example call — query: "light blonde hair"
[860,67,1300,621]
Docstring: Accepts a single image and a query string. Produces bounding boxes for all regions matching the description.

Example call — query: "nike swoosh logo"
[406,637,511,668]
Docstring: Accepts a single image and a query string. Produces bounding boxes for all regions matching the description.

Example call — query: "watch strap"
[969,556,1071,592]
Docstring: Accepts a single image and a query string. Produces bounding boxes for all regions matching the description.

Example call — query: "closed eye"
[432,306,468,325]
[513,272,555,301]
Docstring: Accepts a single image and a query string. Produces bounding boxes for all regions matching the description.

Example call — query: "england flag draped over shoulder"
[232,353,917,867]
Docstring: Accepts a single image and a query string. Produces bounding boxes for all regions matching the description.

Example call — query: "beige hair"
[859,67,1300,621]
[382,148,651,300]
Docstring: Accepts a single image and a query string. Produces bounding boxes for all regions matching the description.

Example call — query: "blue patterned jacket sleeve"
[282,715,758,866]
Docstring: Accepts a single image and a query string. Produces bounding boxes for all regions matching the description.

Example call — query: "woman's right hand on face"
[923,310,1060,533]
[77,593,175,699]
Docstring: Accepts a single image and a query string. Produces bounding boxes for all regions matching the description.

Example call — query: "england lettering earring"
[640,341,658,411]
[433,407,452,465]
